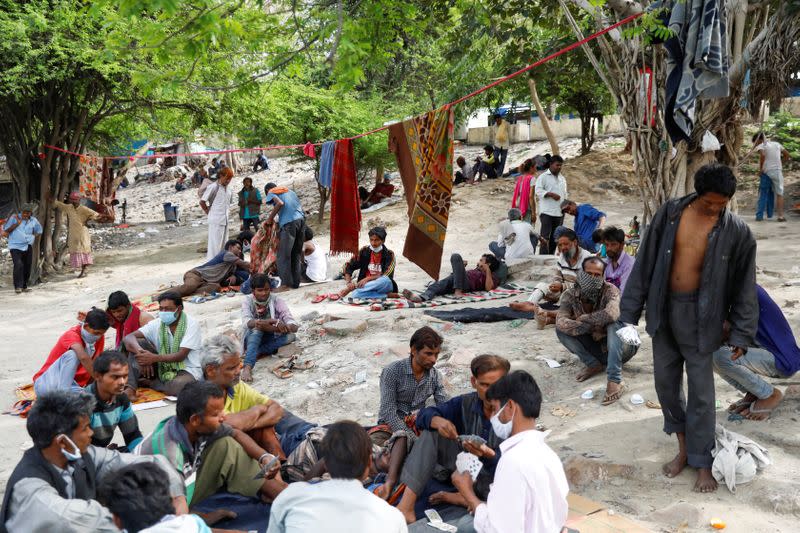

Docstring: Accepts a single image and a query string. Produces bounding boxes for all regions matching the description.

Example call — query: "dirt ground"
[1,136,799,532]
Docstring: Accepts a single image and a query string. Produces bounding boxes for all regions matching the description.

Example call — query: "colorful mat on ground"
[340,283,527,312]
[5,384,167,417]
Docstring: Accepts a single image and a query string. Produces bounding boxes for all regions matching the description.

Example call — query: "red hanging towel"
[388,106,455,279]
[303,142,316,158]
[329,139,361,255]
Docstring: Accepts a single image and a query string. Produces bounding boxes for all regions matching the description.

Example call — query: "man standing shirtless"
[620,163,758,492]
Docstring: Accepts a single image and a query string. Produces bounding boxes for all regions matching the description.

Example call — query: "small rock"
[647,502,702,528]
[306,381,320,389]
[322,319,367,336]
[300,310,320,321]
[563,456,635,488]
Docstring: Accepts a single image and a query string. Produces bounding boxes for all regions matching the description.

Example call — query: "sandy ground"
[1,137,799,532]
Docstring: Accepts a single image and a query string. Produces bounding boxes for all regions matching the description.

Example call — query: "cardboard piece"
[565,493,650,533]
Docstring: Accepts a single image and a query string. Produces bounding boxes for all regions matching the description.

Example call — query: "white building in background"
[457,104,625,144]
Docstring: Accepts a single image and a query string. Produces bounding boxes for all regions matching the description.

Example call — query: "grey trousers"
[421,254,468,301]
[277,219,306,289]
[399,430,461,495]
[652,291,715,468]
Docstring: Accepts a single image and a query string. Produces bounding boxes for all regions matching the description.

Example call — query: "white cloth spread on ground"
[711,423,771,492]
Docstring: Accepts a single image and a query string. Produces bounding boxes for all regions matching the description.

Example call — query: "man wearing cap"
[264,182,306,291]
[2,203,43,293]
[52,191,110,278]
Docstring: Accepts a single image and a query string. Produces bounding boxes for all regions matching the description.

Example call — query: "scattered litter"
[364,411,374,418]
[710,518,726,529]
[551,405,577,418]
[581,389,594,400]
[137,232,146,238]
[306,381,320,389]
[582,451,605,458]
[145,227,160,234]
[342,383,368,395]
[646,400,661,409]
[132,400,168,411]
[354,370,367,383]
[630,394,644,405]
[507,318,526,328]
[536,356,562,368]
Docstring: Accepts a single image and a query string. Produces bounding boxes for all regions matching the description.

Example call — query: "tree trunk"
[528,78,560,155]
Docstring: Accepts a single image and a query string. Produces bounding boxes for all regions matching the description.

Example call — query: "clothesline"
[42,12,643,161]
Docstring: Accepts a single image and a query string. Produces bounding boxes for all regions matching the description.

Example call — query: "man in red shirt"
[33,308,109,395]
[403,253,501,302]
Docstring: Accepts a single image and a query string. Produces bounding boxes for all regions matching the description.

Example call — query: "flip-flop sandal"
[727,399,753,413]
[328,294,342,301]
[312,294,328,304]
[271,367,294,379]
[602,383,627,406]
[744,406,774,420]
[292,360,315,371]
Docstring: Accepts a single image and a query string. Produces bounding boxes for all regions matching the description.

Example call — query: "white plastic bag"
[616,324,642,346]
[701,130,721,153]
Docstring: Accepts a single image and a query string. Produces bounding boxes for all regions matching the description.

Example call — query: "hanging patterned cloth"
[78,155,103,203]
[329,138,361,255]
[388,106,454,279]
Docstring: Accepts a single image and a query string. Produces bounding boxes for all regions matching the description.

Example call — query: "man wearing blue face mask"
[123,291,203,398]
[450,371,569,533]
[1,390,186,532]
[33,308,110,396]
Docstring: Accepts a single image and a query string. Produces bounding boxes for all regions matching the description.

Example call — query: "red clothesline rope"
[43,12,642,161]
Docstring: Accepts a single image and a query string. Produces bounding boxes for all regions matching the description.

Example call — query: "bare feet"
[241,364,253,383]
[397,490,419,524]
[197,509,237,526]
[510,301,537,312]
[402,289,423,303]
[728,392,757,413]
[575,365,605,382]
[662,451,688,478]
[742,389,783,421]
[77,267,88,279]
[694,467,718,493]
[453,289,465,298]
[429,491,467,507]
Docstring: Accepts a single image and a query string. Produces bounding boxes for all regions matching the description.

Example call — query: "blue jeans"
[756,173,774,220]
[33,350,84,395]
[350,275,393,300]
[494,146,508,176]
[556,322,638,383]
[275,410,317,457]
[243,328,293,368]
[712,346,785,399]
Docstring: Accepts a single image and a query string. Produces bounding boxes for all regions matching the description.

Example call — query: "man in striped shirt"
[86,350,143,451]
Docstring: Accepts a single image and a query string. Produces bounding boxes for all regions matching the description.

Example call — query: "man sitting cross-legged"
[173,239,250,298]
[267,420,408,533]
[240,273,299,383]
[378,327,449,441]
[555,256,638,405]
[98,463,212,533]
[334,226,397,301]
[449,371,569,533]
[137,381,286,517]
[402,254,501,303]
[200,334,286,459]
[396,354,510,524]
[0,390,185,533]
[714,285,800,421]
[33,308,110,395]
[123,291,203,398]
[86,350,143,452]
[510,228,594,328]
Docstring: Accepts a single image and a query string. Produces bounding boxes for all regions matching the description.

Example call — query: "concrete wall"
[465,114,625,145]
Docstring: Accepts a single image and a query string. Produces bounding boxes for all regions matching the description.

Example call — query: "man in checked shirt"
[377,327,449,442]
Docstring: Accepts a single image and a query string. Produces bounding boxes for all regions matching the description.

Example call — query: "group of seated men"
[10,321,573,532]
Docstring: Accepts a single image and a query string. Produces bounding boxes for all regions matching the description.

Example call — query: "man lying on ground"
[510,228,594,327]
[173,239,250,298]
[402,254,501,303]
[33,308,109,395]
[396,354,509,524]
[87,350,143,452]
[714,285,800,421]
[602,226,635,294]
[449,371,569,533]
[561,199,606,252]
[267,420,408,533]
[240,273,299,382]
[335,226,397,301]
[556,257,638,404]
[106,290,154,350]
[137,381,286,513]
[123,291,203,398]
[0,390,185,533]
[200,334,285,459]
[489,208,542,260]
[378,327,448,441]
[99,463,212,533]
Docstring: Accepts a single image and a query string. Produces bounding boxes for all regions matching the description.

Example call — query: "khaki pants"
[192,436,265,505]
[173,270,221,297]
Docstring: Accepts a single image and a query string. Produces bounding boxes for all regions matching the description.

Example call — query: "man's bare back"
[670,202,717,293]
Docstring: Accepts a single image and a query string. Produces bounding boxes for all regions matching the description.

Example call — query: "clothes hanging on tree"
[78,155,103,203]
[329,138,361,255]
[318,141,336,188]
[388,106,455,279]
[660,0,730,143]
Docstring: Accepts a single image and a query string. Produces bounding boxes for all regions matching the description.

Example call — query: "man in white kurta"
[200,166,234,260]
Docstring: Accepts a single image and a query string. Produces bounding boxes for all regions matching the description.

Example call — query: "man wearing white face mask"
[450,371,569,533]
[1,390,186,532]
[33,308,110,396]
[123,291,203,398]
[331,226,396,301]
